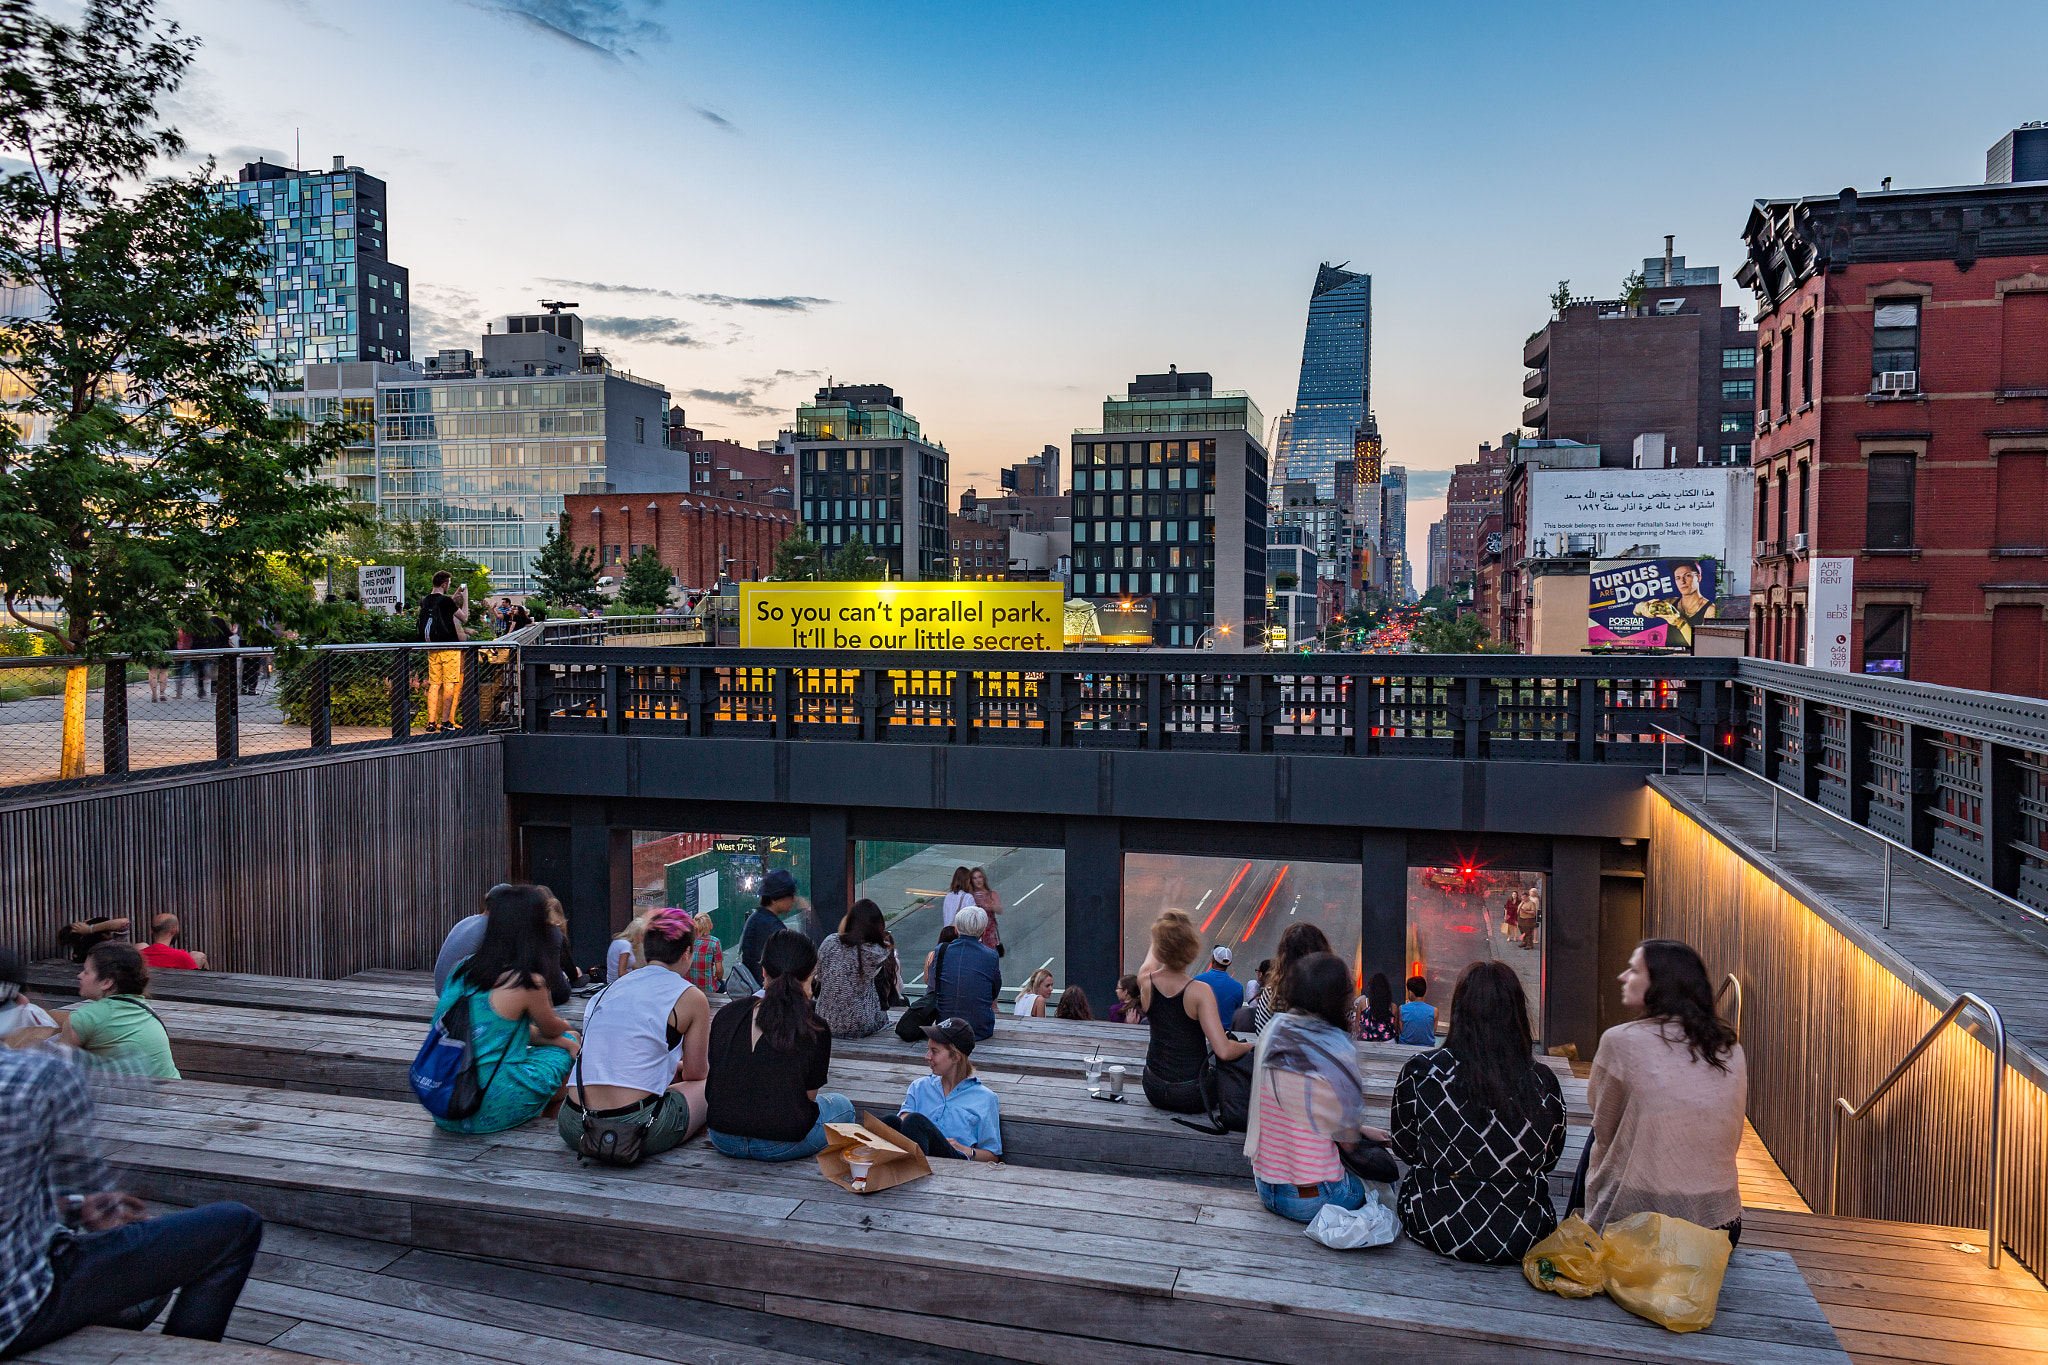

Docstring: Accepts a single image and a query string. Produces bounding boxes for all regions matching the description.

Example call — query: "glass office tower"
[1286,263,1371,500]
[206,158,411,379]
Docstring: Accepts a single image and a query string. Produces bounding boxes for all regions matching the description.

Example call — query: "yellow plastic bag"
[1522,1213,1607,1299]
[1599,1212,1733,1333]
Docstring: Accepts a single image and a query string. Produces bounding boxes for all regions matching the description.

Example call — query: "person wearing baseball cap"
[1195,943,1244,1022]
[736,868,799,990]
[886,1018,1002,1162]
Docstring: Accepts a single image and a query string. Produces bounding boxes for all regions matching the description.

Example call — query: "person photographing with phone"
[419,570,469,732]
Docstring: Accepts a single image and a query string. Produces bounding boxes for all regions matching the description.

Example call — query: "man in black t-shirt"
[418,571,468,731]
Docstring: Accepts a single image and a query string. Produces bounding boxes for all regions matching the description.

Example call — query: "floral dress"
[813,935,889,1037]
[1357,1012,1399,1042]
[973,888,1003,950]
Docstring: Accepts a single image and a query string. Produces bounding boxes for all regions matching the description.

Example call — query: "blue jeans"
[1255,1170,1367,1223]
[2,1202,263,1359]
[708,1093,854,1162]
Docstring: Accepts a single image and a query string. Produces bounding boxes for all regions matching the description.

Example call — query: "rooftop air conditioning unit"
[1873,370,1917,393]
[1793,532,1809,552]
[1655,298,1684,315]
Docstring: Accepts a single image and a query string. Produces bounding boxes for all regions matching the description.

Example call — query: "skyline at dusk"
[159,0,2044,569]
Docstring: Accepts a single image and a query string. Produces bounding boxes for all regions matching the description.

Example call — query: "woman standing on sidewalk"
[969,867,1003,954]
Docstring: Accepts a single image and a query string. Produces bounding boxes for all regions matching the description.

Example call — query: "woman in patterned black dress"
[1391,960,1565,1264]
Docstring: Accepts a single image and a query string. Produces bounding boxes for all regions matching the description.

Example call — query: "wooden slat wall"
[0,741,508,979]
[1647,792,2048,1284]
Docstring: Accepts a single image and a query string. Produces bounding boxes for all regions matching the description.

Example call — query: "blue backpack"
[409,991,511,1121]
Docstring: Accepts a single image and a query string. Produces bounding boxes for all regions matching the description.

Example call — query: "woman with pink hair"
[558,907,711,1156]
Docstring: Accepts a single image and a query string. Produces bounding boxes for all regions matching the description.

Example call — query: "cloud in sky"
[681,386,784,419]
[540,278,832,312]
[465,0,667,58]
[581,314,701,347]
[693,107,736,132]
[410,284,487,352]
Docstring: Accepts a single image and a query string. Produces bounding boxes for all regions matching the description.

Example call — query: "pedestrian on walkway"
[969,867,1003,954]
[418,571,468,732]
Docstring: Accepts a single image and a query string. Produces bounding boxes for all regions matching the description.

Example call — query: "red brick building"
[1739,161,2048,695]
[565,491,797,594]
[666,407,794,506]
[1444,439,1511,586]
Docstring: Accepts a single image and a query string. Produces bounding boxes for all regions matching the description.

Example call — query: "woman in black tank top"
[1137,910,1252,1113]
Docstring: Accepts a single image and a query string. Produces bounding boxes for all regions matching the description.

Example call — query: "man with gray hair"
[924,905,1002,1040]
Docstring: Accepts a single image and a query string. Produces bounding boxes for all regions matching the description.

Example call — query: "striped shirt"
[1250,1080,1341,1185]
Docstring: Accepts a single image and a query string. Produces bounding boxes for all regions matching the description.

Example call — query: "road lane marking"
[1015,882,1045,904]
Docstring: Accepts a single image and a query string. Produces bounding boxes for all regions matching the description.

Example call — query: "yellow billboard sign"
[738,581,1065,651]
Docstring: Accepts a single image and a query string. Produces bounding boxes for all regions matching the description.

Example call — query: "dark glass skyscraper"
[1287,263,1371,499]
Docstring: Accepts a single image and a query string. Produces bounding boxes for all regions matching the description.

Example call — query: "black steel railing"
[517,647,1738,761]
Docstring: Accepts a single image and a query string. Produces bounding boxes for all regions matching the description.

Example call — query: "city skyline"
[150,0,2046,575]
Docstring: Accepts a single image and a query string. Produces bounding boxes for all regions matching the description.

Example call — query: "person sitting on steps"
[558,908,710,1157]
[1137,910,1250,1114]
[887,1017,1002,1162]
[58,944,178,1080]
[139,914,207,971]
[705,930,854,1161]
[924,906,1002,1041]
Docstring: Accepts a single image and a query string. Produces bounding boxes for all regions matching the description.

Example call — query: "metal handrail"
[1716,973,1742,1040]
[1652,725,2048,932]
[1829,991,2006,1269]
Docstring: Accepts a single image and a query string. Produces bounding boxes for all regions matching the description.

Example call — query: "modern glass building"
[1286,263,1371,500]
[795,385,949,579]
[1069,369,1268,648]
[206,158,411,378]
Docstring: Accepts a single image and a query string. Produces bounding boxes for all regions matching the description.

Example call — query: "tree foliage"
[1618,268,1646,311]
[530,513,602,608]
[827,535,886,582]
[0,0,365,658]
[618,544,675,611]
[772,532,828,581]
[1413,611,1501,654]
[1549,279,1572,311]
[321,515,487,616]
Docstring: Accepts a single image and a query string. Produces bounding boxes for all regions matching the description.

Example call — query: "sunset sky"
[165,0,2041,571]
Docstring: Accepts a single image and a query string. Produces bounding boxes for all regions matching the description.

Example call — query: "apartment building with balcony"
[1522,242,1758,470]
[1738,128,2048,694]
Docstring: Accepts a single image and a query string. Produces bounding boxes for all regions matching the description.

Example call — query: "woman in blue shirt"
[887,1018,1002,1161]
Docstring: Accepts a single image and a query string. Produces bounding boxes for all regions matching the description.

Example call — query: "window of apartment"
[1774,469,1788,548]
[1779,328,1793,415]
[1796,462,1810,542]
[1995,452,2048,548]
[1755,479,1768,541]
[1800,313,1815,406]
[1863,604,1910,675]
[1720,413,1748,434]
[1871,299,1921,382]
[1865,453,1916,548]
[634,416,646,443]
[1723,377,1754,403]
[1759,344,1773,418]
[1722,347,1756,369]
[1720,443,1753,463]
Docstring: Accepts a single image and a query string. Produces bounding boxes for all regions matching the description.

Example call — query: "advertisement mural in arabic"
[1588,557,1718,649]
[1525,468,1732,559]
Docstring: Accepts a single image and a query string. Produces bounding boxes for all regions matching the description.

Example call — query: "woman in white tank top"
[558,909,711,1155]
[1012,968,1054,1018]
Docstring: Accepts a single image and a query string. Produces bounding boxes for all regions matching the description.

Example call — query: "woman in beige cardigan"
[1572,939,1746,1244]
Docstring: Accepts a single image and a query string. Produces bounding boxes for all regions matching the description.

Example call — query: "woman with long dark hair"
[1356,971,1398,1042]
[1245,953,1396,1221]
[1391,961,1565,1263]
[428,883,580,1135]
[814,898,892,1037]
[705,929,855,1160]
[1253,922,1332,1030]
[1577,939,1746,1243]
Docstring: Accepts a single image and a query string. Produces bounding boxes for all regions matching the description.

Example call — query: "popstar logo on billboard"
[1588,558,1718,650]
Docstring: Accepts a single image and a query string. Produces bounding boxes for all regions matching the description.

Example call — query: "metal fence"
[0,641,521,800]
[518,648,1736,760]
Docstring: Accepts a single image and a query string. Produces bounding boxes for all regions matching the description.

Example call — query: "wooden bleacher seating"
[15,1325,350,1365]
[97,1078,1851,1365]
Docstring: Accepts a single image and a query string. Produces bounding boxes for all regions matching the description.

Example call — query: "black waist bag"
[1173,1036,1253,1135]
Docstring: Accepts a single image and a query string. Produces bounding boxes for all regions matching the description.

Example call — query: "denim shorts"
[1255,1169,1368,1222]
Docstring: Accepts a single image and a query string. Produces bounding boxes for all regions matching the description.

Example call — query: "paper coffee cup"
[1107,1064,1126,1096]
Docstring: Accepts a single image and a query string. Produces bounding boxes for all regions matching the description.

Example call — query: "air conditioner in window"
[1793,532,1809,552]
[1873,370,1918,393]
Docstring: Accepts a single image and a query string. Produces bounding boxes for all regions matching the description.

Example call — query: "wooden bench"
[16,1326,350,1365]
[135,997,1589,1189]
[98,1079,1850,1365]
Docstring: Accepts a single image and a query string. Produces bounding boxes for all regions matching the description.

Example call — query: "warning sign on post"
[738,582,1065,651]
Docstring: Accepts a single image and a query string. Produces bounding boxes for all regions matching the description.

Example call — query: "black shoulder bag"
[894,941,952,1041]
[1173,1032,1254,1136]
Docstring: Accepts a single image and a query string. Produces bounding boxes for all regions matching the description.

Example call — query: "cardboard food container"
[816,1113,933,1195]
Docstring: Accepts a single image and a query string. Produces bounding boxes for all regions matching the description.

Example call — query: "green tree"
[529,513,602,609]
[618,546,676,611]
[827,535,886,582]
[1549,279,1572,311]
[0,0,364,773]
[1619,268,1646,310]
[772,532,828,581]
[322,515,487,620]
[1413,612,1500,654]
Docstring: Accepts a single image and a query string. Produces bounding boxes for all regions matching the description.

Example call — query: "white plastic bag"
[1305,1190,1401,1249]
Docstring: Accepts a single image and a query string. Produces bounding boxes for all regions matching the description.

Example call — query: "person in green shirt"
[59,944,180,1080]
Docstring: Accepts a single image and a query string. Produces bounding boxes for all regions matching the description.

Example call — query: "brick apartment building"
[1523,241,1758,469]
[666,408,794,506]
[565,491,797,594]
[1739,131,2048,695]
[1444,439,1511,586]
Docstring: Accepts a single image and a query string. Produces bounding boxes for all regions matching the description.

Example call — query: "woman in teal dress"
[430,883,579,1135]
